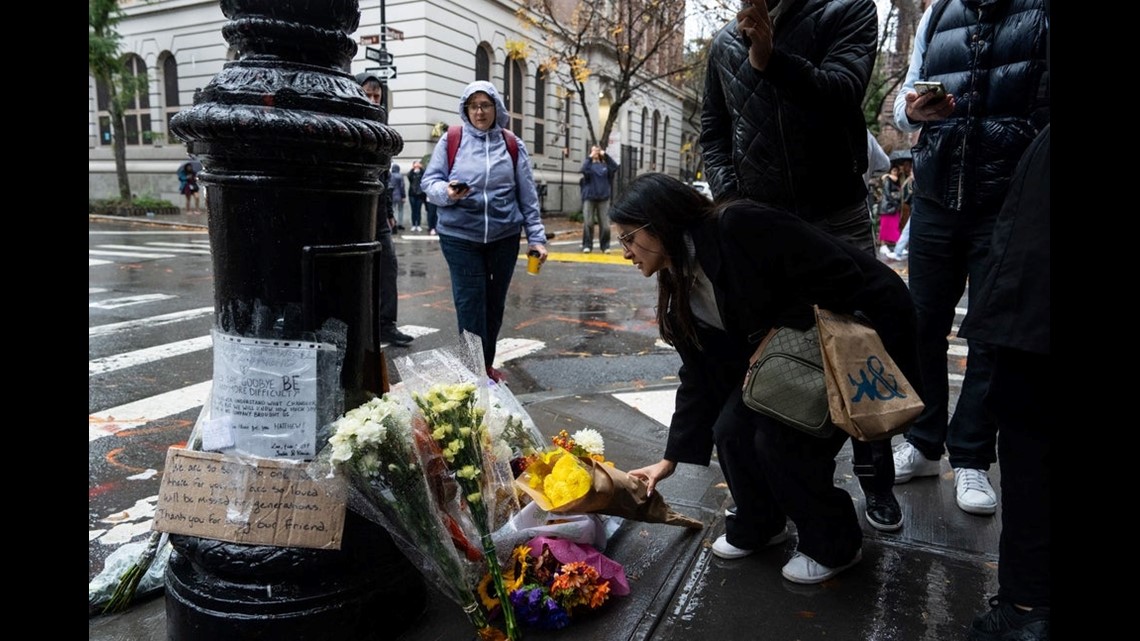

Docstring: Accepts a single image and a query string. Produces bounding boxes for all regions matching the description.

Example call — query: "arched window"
[639,107,648,168]
[475,44,491,82]
[662,116,670,173]
[160,53,181,144]
[97,53,151,147]
[503,58,524,137]
[533,68,546,155]
[651,110,661,170]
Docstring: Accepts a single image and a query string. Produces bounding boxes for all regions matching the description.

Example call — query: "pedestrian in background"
[388,162,406,232]
[579,144,619,253]
[890,0,1048,517]
[421,80,547,382]
[406,159,426,232]
[617,174,921,585]
[864,129,890,219]
[177,155,202,214]
[877,162,905,254]
[357,71,414,348]
[700,0,904,534]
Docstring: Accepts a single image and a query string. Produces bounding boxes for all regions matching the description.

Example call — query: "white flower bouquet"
[322,392,499,639]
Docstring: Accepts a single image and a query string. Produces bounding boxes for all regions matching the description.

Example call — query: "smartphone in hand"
[450,181,469,191]
[914,81,947,100]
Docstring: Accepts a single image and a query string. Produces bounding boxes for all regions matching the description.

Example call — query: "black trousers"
[717,393,862,567]
[377,227,399,332]
[988,348,1050,607]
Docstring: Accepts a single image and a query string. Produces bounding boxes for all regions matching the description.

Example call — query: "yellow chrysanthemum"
[543,453,592,507]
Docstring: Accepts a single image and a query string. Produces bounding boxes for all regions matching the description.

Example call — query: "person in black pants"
[358,72,413,347]
[957,123,1050,641]
[699,0,902,532]
[617,174,920,585]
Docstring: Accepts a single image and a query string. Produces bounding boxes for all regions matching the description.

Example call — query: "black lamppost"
[166,1,424,638]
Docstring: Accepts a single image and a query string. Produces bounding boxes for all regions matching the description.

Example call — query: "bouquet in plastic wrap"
[396,343,523,640]
[479,536,630,631]
[322,392,501,640]
[516,430,703,529]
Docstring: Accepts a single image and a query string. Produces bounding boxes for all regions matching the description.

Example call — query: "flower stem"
[481,533,520,640]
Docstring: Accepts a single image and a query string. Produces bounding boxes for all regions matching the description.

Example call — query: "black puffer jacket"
[700,0,878,222]
[912,0,1048,213]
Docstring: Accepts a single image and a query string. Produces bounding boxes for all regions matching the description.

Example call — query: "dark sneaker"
[968,597,1050,640]
[381,328,413,347]
[865,492,903,532]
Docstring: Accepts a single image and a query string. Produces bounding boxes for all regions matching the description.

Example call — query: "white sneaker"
[781,550,862,584]
[711,527,789,560]
[582,247,591,253]
[886,251,901,261]
[879,245,891,256]
[954,468,998,515]
[893,442,943,483]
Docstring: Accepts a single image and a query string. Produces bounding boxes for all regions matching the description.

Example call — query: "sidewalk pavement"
[89,211,997,640]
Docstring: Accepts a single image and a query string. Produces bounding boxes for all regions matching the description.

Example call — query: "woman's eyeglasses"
[618,223,650,250]
[467,102,495,113]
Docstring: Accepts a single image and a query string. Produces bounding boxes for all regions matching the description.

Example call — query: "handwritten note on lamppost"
[209,331,330,460]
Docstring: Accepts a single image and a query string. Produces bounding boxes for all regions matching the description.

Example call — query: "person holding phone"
[421,81,548,382]
[700,0,907,539]
[890,0,1048,521]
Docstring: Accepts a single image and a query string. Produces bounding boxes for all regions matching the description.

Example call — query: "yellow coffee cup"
[526,250,542,275]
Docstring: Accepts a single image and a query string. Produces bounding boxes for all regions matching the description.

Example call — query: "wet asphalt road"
[90,213,994,641]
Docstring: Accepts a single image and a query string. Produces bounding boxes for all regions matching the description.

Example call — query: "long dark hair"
[609,173,720,350]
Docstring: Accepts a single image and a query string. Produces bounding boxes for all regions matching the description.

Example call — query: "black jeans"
[988,348,1050,607]
[408,194,424,227]
[904,198,998,470]
[717,394,862,567]
[377,226,399,332]
[437,233,520,368]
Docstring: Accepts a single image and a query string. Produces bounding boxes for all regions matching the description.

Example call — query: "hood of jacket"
[390,163,401,174]
[459,81,510,131]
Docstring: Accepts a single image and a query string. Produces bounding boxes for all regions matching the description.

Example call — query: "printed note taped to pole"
[153,449,346,549]
[211,330,332,460]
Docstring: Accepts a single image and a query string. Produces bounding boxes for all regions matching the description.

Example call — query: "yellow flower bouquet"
[515,431,702,529]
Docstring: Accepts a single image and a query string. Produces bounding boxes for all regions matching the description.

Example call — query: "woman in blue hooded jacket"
[422,81,548,381]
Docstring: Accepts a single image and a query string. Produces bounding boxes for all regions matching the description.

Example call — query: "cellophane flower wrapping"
[313,390,494,636]
[515,433,704,529]
[394,338,522,640]
[486,537,627,631]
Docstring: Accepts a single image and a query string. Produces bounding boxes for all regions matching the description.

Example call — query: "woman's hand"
[628,459,676,497]
[447,181,471,200]
[528,243,548,263]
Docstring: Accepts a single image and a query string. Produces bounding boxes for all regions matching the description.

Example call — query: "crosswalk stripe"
[90,335,214,376]
[89,380,213,442]
[89,307,214,339]
[90,259,113,266]
[97,244,211,255]
[90,293,177,309]
[89,249,177,259]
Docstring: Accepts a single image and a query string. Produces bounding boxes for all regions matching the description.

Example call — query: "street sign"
[365,66,398,81]
[365,46,393,66]
[360,34,379,45]
[383,26,404,41]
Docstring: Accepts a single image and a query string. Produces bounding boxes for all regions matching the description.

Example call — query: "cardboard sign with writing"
[153,448,346,550]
